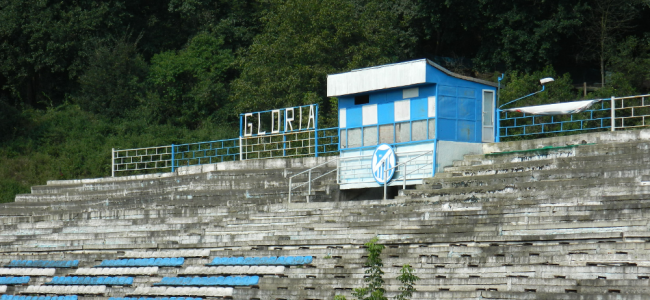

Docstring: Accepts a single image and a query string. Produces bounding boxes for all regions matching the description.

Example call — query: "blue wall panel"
[346,106,362,128]
[438,119,456,140]
[457,120,475,142]
[459,87,475,98]
[377,101,394,124]
[438,85,456,96]
[458,97,476,120]
[439,96,457,119]
[410,98,428,120]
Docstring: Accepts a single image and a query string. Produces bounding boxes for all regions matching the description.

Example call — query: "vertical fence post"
[495,109,501,142]
[308,170,312,196]
[171,144,175,173]
[239,136,243,161]
[111,148,115,177]
[314,105,319,157]
[611,96,616,131]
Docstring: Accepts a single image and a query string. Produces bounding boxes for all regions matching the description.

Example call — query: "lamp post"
[495,77,555,142]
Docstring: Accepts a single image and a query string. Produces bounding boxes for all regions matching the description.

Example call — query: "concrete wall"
[484,128,650,153]
[436,141,483,173]
[47,156,338,186]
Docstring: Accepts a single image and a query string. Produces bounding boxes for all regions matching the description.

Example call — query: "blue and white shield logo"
[372,144,396,184]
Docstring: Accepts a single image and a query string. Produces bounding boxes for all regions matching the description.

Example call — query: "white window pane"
[362,104,377,125]
[340,129,347,148]
[428,96,436,117]
[363,126,378,146]
[412,120,427,141]
[348,128,362,148]
[403,87,419,99]
[428,119,436,139]
[379,124,394,144]
[394,100,410,122]
[339,108,347,128]
[396,122,410,143]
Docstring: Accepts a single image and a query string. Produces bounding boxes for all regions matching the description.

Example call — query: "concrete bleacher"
[3,132,650,298]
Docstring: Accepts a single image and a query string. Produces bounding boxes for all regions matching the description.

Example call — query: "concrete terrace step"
[456,140,650,167]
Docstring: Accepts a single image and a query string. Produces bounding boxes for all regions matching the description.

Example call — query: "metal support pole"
[611,96,616,131]
[383,161,387,200]
[336,157,340,184]
[314,105,319,157]
[403,164,407,190]
[111,148,115,177]
[288,177,292,203]
[308,170,312,195]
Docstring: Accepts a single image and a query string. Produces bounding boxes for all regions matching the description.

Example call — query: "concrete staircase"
[2,131,650,299]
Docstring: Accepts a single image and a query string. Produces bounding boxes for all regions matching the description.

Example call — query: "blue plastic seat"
[275,256,287,265]
[6,260,78,268]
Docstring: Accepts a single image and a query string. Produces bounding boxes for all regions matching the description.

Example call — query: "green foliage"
[230,0,413,121]
[147,33,235,128]
[334,295,347,300]
[473,0,587,72]
[352,237,387,300]
[395,264,419,300]
[76,35,148,118]
[499,66,578,109]
[0,104,236,203]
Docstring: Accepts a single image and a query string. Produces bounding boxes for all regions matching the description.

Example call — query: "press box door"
[482,90,495,142]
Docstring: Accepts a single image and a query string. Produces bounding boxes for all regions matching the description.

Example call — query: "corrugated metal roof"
[327,59,497,97]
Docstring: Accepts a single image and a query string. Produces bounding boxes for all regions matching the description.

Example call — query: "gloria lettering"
[241,104,317,137]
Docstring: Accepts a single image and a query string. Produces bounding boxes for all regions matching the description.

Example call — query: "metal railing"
[381,150,434,200]
[112,146,173,177]
[173,138,239,169]
[611,94,650,130]
[112,127,340,177]
[287,157,339,203]
[498,98,610,139]
[498,94,650,140]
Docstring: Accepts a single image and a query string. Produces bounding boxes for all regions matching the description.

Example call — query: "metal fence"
[498,94,650,140]
[112,146,173,177]
[112,127,340,177]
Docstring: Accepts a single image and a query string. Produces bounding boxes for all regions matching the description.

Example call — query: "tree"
[229,0,414,122]
[472,0,586,72]
[352,237,387,300]
[395,265,420,300]
[581,0,642,87]
[146,33,234,128]
[76,34,148,118]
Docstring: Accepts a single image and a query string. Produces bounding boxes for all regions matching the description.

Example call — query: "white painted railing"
[611,94,650,131]
[112,146,173,177]
[287,157,339,203]
[381,150,434,200]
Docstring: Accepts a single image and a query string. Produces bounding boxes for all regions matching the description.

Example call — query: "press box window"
[348,128,362,148]
[354,95,370,105]
[379,124,394,144]
[363,126,378,146]
[412,120,427,141]
[396,122,410,143]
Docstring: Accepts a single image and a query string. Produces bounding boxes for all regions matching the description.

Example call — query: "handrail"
[382,150,434,200]
[288,157,339,203]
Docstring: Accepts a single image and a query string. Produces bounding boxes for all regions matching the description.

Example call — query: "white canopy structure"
[503,99,601,115]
